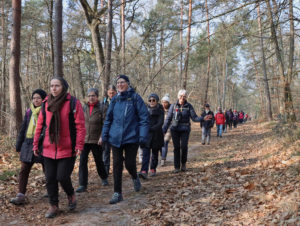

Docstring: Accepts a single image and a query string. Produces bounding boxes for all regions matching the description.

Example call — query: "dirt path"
[1,122,299,225]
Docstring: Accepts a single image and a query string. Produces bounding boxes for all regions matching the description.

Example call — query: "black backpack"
[39,96,77,153]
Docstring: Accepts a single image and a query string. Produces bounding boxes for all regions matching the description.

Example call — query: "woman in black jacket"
[139,93,164,179]
[10,89,47,205]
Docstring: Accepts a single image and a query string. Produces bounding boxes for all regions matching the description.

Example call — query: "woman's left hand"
[75,149,82,156]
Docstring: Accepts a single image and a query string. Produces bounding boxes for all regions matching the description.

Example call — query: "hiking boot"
[10,193,26,205]
[173,168,180,173]
[202,142,205,145]
[149,169,156,177]
[45,205,59,218]
[133,177,141,192]
[109,192,123,204]
[102,178,109,186]
[160,159,165,166]
[138,171,148,180]
[181,163,187,172]
[76,186,87,193]
[68,194,77,211]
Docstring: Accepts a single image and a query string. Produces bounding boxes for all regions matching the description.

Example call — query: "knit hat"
[148,93,159,102]
[52,76,69,91]
[205,103,210,108]
[161,93,170,103]
[116,75,130,85]
[32,89,47,100]
[87,87,99,97]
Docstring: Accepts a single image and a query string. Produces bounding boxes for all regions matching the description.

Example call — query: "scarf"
[47,91,68,144]
[88,102,97,116]
[26,104,42,138]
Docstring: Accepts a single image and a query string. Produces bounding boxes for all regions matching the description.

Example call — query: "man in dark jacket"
[200,104,214,145]
[139,93,164,179]
[101,75,149,204]
[225,109,233,131]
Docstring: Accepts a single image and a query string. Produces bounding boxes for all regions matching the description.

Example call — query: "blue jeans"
[141,147,159,172]
[161,141,169,160]
[217,124,223,137]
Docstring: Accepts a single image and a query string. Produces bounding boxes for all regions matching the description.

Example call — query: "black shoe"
[173,168,180,173]
[109,192,123,204]
[133,177,141,192]
[68,194,77,211]
[102,179,109,186]
[202,142,205,145]
[181,164,186,172]
[138,171,148,180]
[76,186,86,193]
[45,205,58,218]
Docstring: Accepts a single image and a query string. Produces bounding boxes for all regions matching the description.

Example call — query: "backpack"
[40,96,77,152]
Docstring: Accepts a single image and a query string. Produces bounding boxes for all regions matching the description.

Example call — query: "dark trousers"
[161,141,169,160]
[171,129,190,169]
[233,120,238,128]
[44,157,76,206]
[79,143,108,187]
[141,147,159,172]
[102,142,111,174]
[112,143,138,194]
[18,161,44,194]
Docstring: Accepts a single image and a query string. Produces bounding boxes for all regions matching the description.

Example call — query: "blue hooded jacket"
[101,88,149,148]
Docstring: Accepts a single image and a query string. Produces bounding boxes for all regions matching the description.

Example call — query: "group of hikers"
[10,75,249,218]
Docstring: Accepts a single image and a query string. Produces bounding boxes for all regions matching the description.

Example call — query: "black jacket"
[163,101,203,132]
[16,109,42,163]
[146,104,164,149]
[200,110,215,129]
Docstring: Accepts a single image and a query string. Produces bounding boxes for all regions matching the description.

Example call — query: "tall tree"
[183,0,192,89]
[121,0,125,74]
[179,0,183,88]
[9,0,22,136]
[54,0,63,76]
[203,0,210,104]
[257,2,272,121]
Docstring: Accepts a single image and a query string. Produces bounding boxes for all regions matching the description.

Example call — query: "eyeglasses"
[149,99,156,102]
[88,95,97,97]
[179,95,187,98]
[117,81,126,85]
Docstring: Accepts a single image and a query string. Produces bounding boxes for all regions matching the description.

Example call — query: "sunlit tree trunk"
[203,0,210,104]
[179,0,183,88]
[183,0,192,90]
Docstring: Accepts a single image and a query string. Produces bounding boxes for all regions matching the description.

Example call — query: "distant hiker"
[200,104,214,145]
[239,111,244,124]
[244,113,249,123]
[233,110,238,128]
[215,107,226,138]
[225,109,233,131]
[76,88,108,194]
[163,90,207,173]
[139,93,164,179]
[100,75,149,204]
[102,85,117,175]
[160,93,171,166]
[10,89,47,205]
[33,77,86,218]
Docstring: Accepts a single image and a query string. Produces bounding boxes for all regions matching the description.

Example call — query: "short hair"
[87,88,99,97]
[107,85,116,91]
[177,89,187,98]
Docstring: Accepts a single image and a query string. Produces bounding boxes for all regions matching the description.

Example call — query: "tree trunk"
[47,0,54,75]
[104,0,113,96]
[222,49,227,109]
[54,0,63,77]
[179,0,183,88]
[257,3,272,121]
[75,51,85,99]
[0,0,8,129]
[203,0,210,104]
[266,0,295,121]
[121,0,125,74]
[183,0,192,90]
[9,0,23,137]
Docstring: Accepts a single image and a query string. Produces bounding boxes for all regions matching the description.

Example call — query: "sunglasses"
[149,99,156,102]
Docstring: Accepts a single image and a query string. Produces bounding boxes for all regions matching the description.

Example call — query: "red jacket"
[215,112,225,125]
[33,94,86,159]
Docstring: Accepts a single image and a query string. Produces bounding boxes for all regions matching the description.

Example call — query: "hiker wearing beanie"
[10,89,47,205]
[100,75,149,204]
[160,93,171,166]
[76,88,108,193]
[163,90,208,173]
[32,77,86,218]
[139,93,164,179]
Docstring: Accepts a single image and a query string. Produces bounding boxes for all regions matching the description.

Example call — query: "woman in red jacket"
[33,77,86,218]
[215,107,226,138]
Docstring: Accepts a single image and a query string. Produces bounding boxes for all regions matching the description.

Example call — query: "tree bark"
[104,0,113,96]
[54,0,63,77]
[9,0,23,137]
[47,0,54,75]
[203,0,210,104]
[221,48,227,109]
[183,0,192,90]
[179,0,183,88]
[121,0,125,74]
[257,3,272,121]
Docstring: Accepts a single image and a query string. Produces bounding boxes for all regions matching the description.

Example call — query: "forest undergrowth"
[0,121,299,225]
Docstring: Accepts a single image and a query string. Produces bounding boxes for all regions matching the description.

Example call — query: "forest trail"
[1,121,299,225]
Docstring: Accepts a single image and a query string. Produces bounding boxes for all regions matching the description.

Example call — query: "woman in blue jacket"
[163,90,208,173]
[101,75,149,204]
